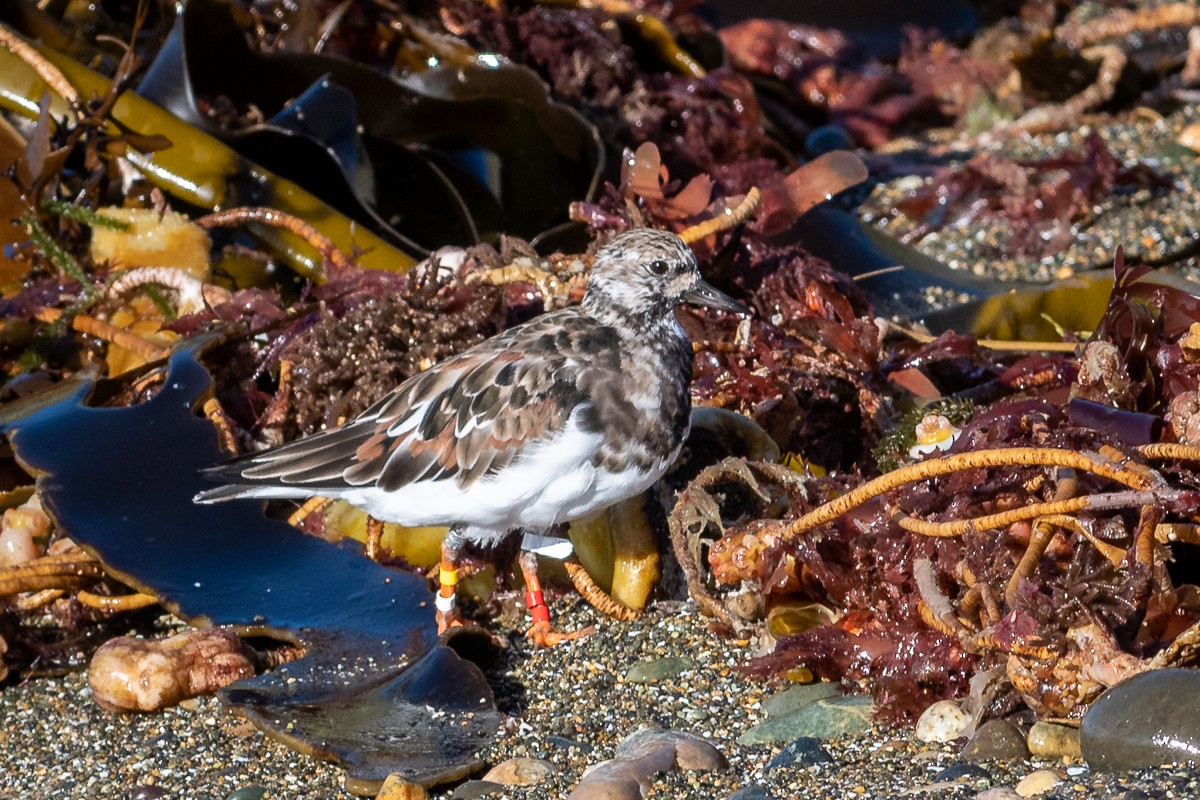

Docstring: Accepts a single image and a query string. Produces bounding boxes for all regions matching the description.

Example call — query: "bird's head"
[582,228,746,328]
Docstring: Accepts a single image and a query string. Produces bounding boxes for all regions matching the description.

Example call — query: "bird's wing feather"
[200,312,604,494]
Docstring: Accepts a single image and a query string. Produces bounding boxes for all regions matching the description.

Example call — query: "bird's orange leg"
[436,532,466,634]
[519,551,595,647]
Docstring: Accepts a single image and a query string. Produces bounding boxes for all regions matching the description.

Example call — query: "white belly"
[340,417,673,533]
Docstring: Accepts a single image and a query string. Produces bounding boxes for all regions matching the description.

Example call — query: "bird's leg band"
[519,551,551,624]
[435,533,462,628]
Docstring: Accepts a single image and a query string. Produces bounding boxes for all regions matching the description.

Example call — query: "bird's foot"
[525,619,595,647]
[436,608,466,636]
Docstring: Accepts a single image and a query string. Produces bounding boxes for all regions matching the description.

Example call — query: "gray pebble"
[624,656,695,684]
[935,763,993,783]
[766,737,834,770]
[1082,669,1200,771]
[546,734,593,753]
[727,787,777,800]
[739,694,873,745]
[760,682,842,718]
[963,720,1030,761]
[224,788,267,800]
[450,780,506,800]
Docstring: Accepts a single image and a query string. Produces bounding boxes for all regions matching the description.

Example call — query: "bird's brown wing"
[199,312,614,495]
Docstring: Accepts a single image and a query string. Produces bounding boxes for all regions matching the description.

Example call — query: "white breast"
[340,408,670,533]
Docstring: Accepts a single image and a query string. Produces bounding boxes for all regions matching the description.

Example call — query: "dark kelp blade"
[136,0,602,250]
[0,345,499,792]
[0,39,416,278]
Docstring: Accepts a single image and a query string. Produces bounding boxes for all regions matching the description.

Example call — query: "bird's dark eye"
[647,259,670,276]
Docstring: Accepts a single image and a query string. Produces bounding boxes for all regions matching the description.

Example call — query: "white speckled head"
[582,229,745,326]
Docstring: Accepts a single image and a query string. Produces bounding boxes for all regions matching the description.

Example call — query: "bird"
[195,227,747,645]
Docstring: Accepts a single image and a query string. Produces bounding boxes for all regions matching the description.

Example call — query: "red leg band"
[525,589,545,610]
[529,604,551,624]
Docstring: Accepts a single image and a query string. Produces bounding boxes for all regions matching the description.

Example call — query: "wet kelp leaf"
[136,0,603,253]
[0,348,500,791]
[0,36,414,279]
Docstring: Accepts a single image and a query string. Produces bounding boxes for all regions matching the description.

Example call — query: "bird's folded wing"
[202,342,587,493]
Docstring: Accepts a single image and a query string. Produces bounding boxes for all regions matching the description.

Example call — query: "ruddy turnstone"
[195,228,746,645]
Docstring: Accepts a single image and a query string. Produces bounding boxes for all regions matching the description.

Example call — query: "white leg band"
[435,592,456,613]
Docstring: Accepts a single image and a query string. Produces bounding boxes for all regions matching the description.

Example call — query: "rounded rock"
[766,737,833,770]
[1015,769,1063,797]
[1026,721,1081,759]
[482,757,555,786]
[962,720,1030,761]
[375,774,429,800]
[915,699,972,743]
[1081,668,1200,771]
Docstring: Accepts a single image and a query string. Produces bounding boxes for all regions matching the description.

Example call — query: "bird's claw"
[525,620,595,647]
[436,610,466,635]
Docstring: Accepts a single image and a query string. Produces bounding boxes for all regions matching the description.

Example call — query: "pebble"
[974,789,1022,800]
[915,700,972,744]
[1081,668,1200,771]
[726,787,776,800]
[765,737,833,770]
[934,763,992,783]
[760,682,842,718]
[8,601,1200,800]
[623,656,695,684]
[375,774,430,800]
[962,720,1030,761]
[128,787,170,800]
[738,694,873,745]
[1015,769,1063,797]
[1026,721,1080,759]
[567,727,726,800]
[482,757,555,786]
[546,735,593,753]
[450,781,505,800]
[224,788,267,800]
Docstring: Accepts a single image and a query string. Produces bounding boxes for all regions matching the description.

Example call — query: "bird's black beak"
[683,279,750,315]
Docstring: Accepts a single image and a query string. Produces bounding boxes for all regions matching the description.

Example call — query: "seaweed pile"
[2,0,1200,784]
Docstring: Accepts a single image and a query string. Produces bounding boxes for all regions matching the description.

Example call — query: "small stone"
[934,763,992,783]
[766,737,833,770]
[128,786,170,800]
[624,656,695,684]
[962,720,1030,761]
[1081,668,1200,771]
[915,700,972,744]
[974,789,1022,800]
[1015,769,1063,797]
[547,734,593,753]
[225,789,268,800]
[727,787,776,800]
[568,728,726,800]
[760,682,842,718]
[1179,121,1200,152]
[450,781,506,800]
[482,757,555,786]
[738,694,873,745]
[1027,721,1081,759]
[375,774,429,800]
